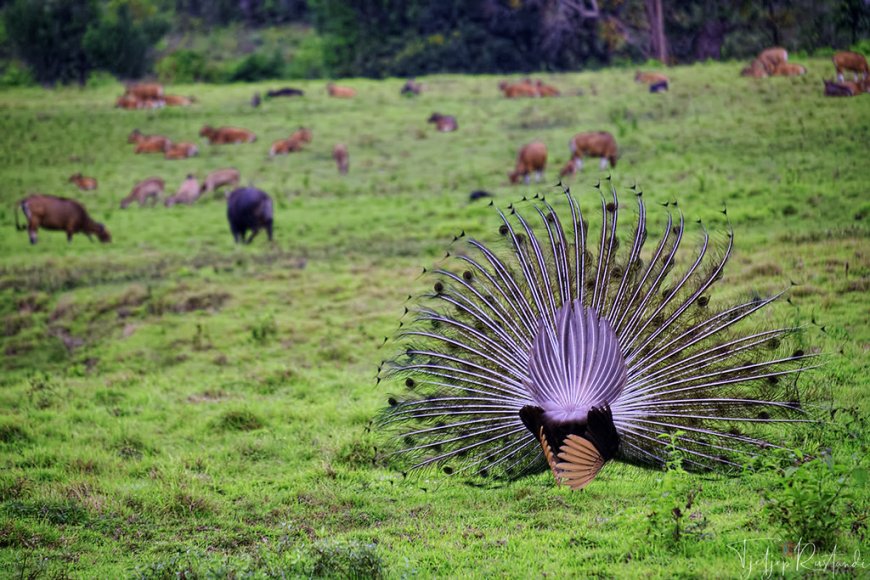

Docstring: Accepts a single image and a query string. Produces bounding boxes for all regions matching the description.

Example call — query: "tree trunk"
[645,0,668,63]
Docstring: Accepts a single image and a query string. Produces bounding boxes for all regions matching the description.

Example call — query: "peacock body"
[379,185,816,489]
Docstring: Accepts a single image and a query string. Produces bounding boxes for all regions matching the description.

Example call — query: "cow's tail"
[15,200,27,230]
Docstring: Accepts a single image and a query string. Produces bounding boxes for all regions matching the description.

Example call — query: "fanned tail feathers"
[379,185,818,485]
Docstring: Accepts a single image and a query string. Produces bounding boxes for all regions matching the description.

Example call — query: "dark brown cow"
[333,143,349,175]
[509,141,548,185]
[428,113,458,132]
[17,194,110,244]
[68,173,98,191]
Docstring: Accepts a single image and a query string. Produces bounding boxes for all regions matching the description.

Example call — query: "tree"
[83,3,168,79]
[4,0,98,85]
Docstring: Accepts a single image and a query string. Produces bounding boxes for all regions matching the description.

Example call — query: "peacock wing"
[554,434,605,490]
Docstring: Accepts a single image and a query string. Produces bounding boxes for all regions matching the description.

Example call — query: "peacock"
[378,184,818,489]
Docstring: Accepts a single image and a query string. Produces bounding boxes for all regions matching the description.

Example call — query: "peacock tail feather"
[378,185,819,488]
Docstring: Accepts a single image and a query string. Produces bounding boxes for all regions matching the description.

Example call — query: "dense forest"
[1,0,868,85]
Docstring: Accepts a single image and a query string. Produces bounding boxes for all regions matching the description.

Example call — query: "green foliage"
[0,61,33,87]
[83,3,168,79]
[4,0,98,85]
[229,49,286,83]
[311,539,383,578]
[154,49,213,83]
[288,34,327,79]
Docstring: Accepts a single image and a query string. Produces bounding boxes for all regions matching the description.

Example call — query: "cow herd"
[15,50,869,246]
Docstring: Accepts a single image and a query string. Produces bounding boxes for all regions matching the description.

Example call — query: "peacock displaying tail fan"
[378,185,819,489]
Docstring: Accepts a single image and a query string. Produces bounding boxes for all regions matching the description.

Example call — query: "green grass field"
[0,59,868,578]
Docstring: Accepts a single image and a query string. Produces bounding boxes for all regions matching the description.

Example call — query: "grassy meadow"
[0,59,868,577]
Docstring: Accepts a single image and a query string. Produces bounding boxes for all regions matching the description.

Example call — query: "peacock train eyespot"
[377,186,819,490]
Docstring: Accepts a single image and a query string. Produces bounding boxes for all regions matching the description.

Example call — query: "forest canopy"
[1,0,868,85]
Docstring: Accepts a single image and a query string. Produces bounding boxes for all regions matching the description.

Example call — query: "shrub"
[83,3,167,79]
[0,62,34,88]
[155,50,211,84]
[229,50,286,82]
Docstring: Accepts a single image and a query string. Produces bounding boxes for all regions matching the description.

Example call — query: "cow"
[635,71,669,85]
[649,81,669,93]
[401,79,422,96]
[428,113,458,132]
[251,93,261,108]
[509,141,548,185]
[758,47,788,74]
[823,79,857,97]
[266,87,305,98]
[499,80,538,98]
[269,127,313,157]
[116,94,164,109]
[560,132,619,175]
[129,129,172,154]
[535,80,561,97]
[772,62,806,76]
[164,175,201,207]
[126,82,164,100]
[163,95,194,107]
[68,173,98,191]
[327,83,356,98]
[199,125,257,145]
[202,168,241,196]
[333,143,349,175]
[226,188,273,244]
[16,194,110,244]
[469,190,493,202]
[833,51,869,81]
[120,177,164,208]
[164,142,199,160]
[741,59,769,78]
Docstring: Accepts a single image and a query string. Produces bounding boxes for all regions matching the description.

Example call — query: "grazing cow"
[833,51,869,81]
[509,141,548,185]
[499,80,539,98]
[401,79,422,96]
[126,82,164,100]
[226,188,273,244]
[164,142,199,159]
[758,47,788,74]
[121,177,164,208]
[269,127,313,157]
[649,81,669,93]
[164,95,194,107]
[740,59,769,78]
[332,143,349,175]
[772,62,806,76]
[266,87,305,98]
[17,194,110,244]
[635,71,669,85]
[560,131,619,175]
[200,125,257,145]
[428,113,458,132]
[202,168,241,196]
[164,175,201,207]
[68,173,98,191]
[327,83,356,98]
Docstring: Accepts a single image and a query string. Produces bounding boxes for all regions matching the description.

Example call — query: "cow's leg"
[599,157,608,170]
[67,230,74,243]
[534,171,542,183]
[266,223,273,242]
[574,157,584,172]
[837,71,844,82]
[524,174,530,185]
[28,227,37,245]
[246,227,260,244]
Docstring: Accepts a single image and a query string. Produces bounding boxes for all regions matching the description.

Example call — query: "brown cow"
[401,79,422,96]
[327,83,356,98]
[126,82,164,100]
[68,173,98,191]
[164,142,199,160]
[758,47,788,74]
[116,94,142,109]
[535,80,560,97]
[833,51,869,81]
[740,59,769,78]
[333,143,349,175]
[635,71,669,85]
[428,113,458,132]
[499,80,539,98]
[164,175,201,207]
[269,127,313,157]
[201,168,241,196]
[17,194,110,244]
[121,177,164,208]
[200,125,257,145]
[129,129,172,153]
[560,132,619,176]
[164,94,194,107]
[509,141,548,185]
[772,62,806,76]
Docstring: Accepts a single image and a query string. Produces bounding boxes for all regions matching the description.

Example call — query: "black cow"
[266,87,305,98]
[227,188,273,244]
